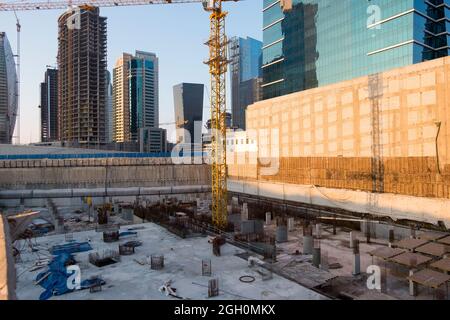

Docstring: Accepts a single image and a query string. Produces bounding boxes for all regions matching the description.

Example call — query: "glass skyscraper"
[0,32,17,144]
[262,0,450,99]
[229,37,263,129]
[129,51,159,141]
[113,51,158,143]
[173,83,204,145]
[39,68,58,142]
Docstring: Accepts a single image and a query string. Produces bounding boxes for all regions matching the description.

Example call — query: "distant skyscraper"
[262,0,450,100]
[105,70,113,143]
[112,53,132,143]
[39,68,58,142]
[57,6,107,145]
[229,36,262,129]
[0,32,18,144]
[129,51,159,141]
[173,83,204,145]
[113,51,159,143]
[139,127,167,153]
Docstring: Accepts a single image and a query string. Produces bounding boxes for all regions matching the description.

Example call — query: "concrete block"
[287,217,295,231]
[303,235,313,255]
[276,225,288,243]
[265,212,272,225]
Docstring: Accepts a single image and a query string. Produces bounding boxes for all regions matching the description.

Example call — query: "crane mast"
[203,0,228,229]
[1,0,232,229]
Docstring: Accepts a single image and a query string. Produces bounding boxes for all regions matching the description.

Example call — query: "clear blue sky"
[0,0,262,144]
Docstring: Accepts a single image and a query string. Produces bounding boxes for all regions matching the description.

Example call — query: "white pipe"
[0,185,211,199]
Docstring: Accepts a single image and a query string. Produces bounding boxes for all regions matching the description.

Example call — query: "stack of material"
[36,253,105,300]
[50,242,92,255]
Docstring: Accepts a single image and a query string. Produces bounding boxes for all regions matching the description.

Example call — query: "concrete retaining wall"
[229,179,450,227]
[0,159,210,190]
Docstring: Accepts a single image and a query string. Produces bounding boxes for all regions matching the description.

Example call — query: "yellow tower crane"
[0,0,235,229]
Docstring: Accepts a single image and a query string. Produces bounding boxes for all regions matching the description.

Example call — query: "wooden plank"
[418,231,447,242]
[416,242,450,257]
[392,238,429,251]
[408,269,450,289]
[389,252,433,268]
[438,235,450,246]
[369,247,405,260]
[430,258,450,273]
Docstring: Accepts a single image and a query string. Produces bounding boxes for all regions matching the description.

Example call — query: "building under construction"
[57,6,107,146]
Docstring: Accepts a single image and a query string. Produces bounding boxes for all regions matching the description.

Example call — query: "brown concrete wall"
[230,156,450,199]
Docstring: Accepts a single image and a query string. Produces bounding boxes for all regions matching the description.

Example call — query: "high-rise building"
[39,68,58,142]
[129,51,159,141]
[113,51,159,143]
[0,32,18,144]
[139,127,167,153]
[229,36,262,129]
[262,0,450,100]
[57,6,107,145]
[112,53,132,143]
[173,83,204,145]
[105,70,113,143]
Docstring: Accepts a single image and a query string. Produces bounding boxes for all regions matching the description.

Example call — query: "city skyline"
[0,1,262,144]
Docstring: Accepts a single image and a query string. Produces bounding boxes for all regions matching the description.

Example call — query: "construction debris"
[212,236,225,256]
[159,280,181,299]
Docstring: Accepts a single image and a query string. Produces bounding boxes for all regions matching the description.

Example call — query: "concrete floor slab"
[14,222,327,300]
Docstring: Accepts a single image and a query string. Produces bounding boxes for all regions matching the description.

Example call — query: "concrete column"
[409,269,418,296]
[388,228,395,248]
[19,198,25,212]
[265,212,272,225]
[276,225,288,243]
[410,226,416,239]
[231,197,239,212]
[303,236,313,255]
[313,246,321,268]
[315,223,321,239]
[287,218,295,232]
[241,203,248,221]
[381,265,388,294]
[365,220,371,244]
[349,231,355,248]
[352,240,360,276]
[332,215,337,235]
[321,251,329,271]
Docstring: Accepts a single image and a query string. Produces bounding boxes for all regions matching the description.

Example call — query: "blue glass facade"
[229,37,263,129]
[262,0,450,99]
[128,51,158,141]
[236,37,263,82]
